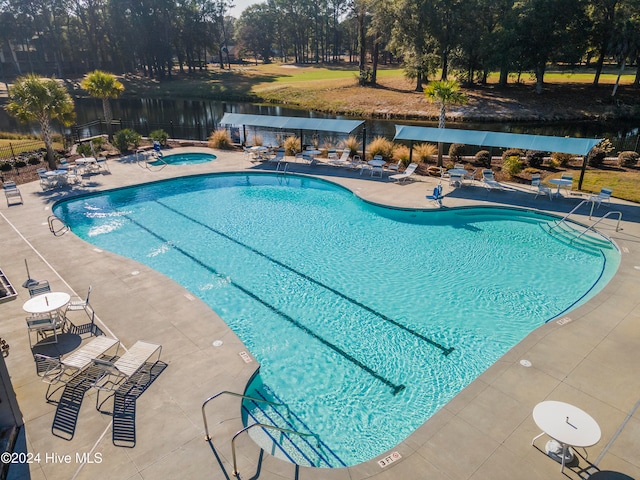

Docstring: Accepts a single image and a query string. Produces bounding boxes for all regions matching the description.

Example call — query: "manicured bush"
[27,156,41,165]
[501,148,523,160]
[0,162,12,172]
[617,150,639,167]
[149,129,169,147]
[414,143,437,163]
[525,150,545,168]
[551,152,572,167]
[112,128,142,153]
[367,136,394,160]
[283,135,300,155]
[587,147,606,167]
[208,128,232,149]
[448,143,465,162]
[474,150,492,168]
[502,155,523,176]
[14,160,26,168]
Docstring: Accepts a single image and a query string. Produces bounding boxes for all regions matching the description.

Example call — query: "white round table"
[548,178,573,196]
[532,400,601,472]
[23,292,71,314]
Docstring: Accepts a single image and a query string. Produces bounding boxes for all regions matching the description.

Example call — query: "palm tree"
[5,74,75,170]
[80,70,124,141]
[424,80,468,166]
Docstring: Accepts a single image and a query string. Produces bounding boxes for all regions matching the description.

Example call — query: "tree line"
[1,0,639,93]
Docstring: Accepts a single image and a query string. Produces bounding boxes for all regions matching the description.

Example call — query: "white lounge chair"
[329,149,350,167]
[481,169,504,191]
[390,163,418,184]
[589,187,613,208]
[3,181,23,206]
[426,183,444,207]
[35,336,120,401]
[91,340,162,410]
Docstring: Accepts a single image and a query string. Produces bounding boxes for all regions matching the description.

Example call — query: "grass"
[578,169,640,203]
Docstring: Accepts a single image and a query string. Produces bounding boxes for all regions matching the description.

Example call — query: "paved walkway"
[1,148,639,480]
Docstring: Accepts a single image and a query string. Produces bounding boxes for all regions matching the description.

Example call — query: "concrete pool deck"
[1,147,639,480]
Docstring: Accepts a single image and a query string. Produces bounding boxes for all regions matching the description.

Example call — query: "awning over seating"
[394,125,602,156]
[219,113,364,134]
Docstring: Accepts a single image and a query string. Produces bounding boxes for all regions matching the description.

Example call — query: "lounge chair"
[463,169,477,186]
[35,336,120,401]
[390,163,418,184]
[3,181,23,206]
[91,340,162,409]
[481,169,504,191]
[589,187,613,208]
[329,149,350,167]
[426,183,444,207]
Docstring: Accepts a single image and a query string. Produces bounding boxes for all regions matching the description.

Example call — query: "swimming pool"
[150,151,216,166]
[53,173,620,466]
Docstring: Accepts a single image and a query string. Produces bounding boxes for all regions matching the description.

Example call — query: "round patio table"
[531,400,601,472]
[23,292,71,315]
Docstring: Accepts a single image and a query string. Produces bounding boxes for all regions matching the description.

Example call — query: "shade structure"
[394,126,603,156]
[219,113,364,135]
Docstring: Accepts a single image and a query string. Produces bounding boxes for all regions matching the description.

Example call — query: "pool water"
[53,173,620,466]
[150,151,216,165]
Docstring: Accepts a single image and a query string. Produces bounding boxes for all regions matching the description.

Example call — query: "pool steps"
[242,384,347,468]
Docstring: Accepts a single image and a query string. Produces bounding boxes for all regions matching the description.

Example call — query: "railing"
[574,210,623,242]
[201,390,283,441]
[136,149,167,171]
[231,423,319,477]
[550,200,590,229]
[48,215,69,236]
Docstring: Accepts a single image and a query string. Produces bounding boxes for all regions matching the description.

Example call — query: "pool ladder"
[202,389,343,476]
[549,199,622,241]
[48,215,70,236]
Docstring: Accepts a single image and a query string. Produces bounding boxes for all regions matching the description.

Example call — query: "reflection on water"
[1,97,638,151]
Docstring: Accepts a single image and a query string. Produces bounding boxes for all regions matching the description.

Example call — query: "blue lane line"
[155,200,453,356]
[123,214,405,395]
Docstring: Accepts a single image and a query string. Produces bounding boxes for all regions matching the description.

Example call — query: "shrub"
[501,148,523,160]
[525,150,545,168]
[392,145,411,167]
[448,143,465,162]
[208,128,232,149]
[340,135,360,157]
[27,156,41,165]
[149,129,169,147]
[367,136,394,160]
[587,147,606,167]
[14,160,26,168]
[112,128,142,153]
[414,143,437,163]
[547,157,560,169]
[551,152,573,167]
[474,150,492,168]
[76,142,93,157]
[249,134,263,146]
[0,162,12,172]
[283,135,300,155]
[618,150,639,167]
[502,155,523,176]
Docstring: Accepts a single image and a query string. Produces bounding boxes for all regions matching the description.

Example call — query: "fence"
[73,119,217,143]
[0,140,46,163]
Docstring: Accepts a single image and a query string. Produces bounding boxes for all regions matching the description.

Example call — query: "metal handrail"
[136,149,167,171]
[551,200,590,228]
[231,423,319,477]
[573,210,623,242]
[47,215,69,236]
[201,390,283,441]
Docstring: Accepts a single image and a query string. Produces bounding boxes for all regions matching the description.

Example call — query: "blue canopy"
[220,113,364,134]
[394,126,602,156]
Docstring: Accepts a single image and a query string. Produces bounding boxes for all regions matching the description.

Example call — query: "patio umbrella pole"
[22,259,38,288]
